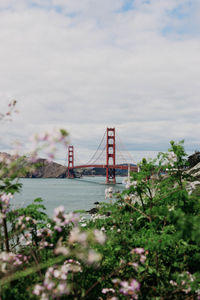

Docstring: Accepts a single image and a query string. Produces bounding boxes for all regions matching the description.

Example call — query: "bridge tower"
[106,128,116,184]
[68,145,74,178]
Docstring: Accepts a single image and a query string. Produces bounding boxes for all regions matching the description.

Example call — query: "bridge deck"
[72,164,138,171]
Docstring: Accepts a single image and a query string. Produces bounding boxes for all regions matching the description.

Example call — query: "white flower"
[68,227,87,244]
[168,152,177,166]
[101,227,106,232]
[93,229,106,244]
[87,249,101,264]
[33,284,44,296]
[102,288,115,294]
[105,187,113,199]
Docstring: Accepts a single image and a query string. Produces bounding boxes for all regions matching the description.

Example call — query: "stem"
[147,186,153,210]
[139,193,145,212]
[3,217,10,252]
[30,248,43,280]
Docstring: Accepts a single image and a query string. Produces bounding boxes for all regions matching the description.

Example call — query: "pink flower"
[0,192,13,213]
[68,227,87,244]
[33,284,44,296]
[119,279,140,298]
[140,255,146,263]
[93,229,106,244]
[133,248,144,255]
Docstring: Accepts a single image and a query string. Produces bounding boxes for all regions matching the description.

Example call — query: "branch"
[124,200,152,222]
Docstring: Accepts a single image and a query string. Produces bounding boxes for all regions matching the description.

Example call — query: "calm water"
[12,177,125,216]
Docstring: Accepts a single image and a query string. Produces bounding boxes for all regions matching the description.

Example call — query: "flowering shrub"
[0,139,200,299]
[0,102,200,299]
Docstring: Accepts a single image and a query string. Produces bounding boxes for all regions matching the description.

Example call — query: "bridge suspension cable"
[90,145,106,165]
[85,129,106,165]
[116,133,137,165]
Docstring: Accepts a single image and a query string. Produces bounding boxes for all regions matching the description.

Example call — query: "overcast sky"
[0,0,200,165]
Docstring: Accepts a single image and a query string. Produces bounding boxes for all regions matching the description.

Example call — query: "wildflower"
[102,288,115,294]
[29,129,69,163]
[131,248,144,255]
[105,187,113,199]
[120,279,140,298]
[168,151,177,166]
[68,227,87,244]
[140,255,146,263]
[101,226,106,232]
[33,284,44,296]
[53,206,79,232]
[15,215,37,231]
[55,246,69,256]
[129,262,139,270]
[87,249,101,264]
[93,229,106,244]
[0,252,28,273]
[0,192,13,214]
[112,278,120,284]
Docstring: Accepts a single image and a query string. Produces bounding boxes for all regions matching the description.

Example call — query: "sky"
[0,0,200,165]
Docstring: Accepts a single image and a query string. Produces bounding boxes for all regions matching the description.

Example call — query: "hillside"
[0,152,66,178]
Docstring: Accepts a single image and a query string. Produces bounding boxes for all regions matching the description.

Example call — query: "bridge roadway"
[72,164,138,171]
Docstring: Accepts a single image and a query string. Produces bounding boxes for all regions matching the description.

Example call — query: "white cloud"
[0,0,200,165]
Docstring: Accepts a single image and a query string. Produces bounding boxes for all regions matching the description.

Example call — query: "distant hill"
[0,152,66,178]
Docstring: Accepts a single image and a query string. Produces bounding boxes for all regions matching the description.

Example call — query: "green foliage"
[60,128,68,137]
[0,140,200,299]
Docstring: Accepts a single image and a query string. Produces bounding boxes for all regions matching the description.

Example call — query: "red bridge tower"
[68,145,74,178]
[106,128,116,184]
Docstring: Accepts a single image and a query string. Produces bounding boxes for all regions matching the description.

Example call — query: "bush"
[0,140,200,299]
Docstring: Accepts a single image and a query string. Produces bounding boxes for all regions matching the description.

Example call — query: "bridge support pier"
[106,128,116,184]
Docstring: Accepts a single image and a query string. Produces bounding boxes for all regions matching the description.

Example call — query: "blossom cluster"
[130,248,147,267]
[101,248,147,299]
[15,215,37,231]
[0,251,28,274]
[33,260,82,299]
[0,193,13,218]
[119,279,140,298]
[36,227,54,249]
[29,128,69,162]
[53,206,79,232]
[170,271,197,295]
[124,194,142,206]
[168,151,177,166]
[67,226,104,264]
[103,278,140,300]
[33,220,106,299]
[123,178,137,189]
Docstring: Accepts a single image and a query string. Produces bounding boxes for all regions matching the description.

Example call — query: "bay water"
[12,177,125,217]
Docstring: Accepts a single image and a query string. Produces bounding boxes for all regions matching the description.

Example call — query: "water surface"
[13,177,125,216]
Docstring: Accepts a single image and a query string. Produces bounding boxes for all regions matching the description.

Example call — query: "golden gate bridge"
[67,128,138,184]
